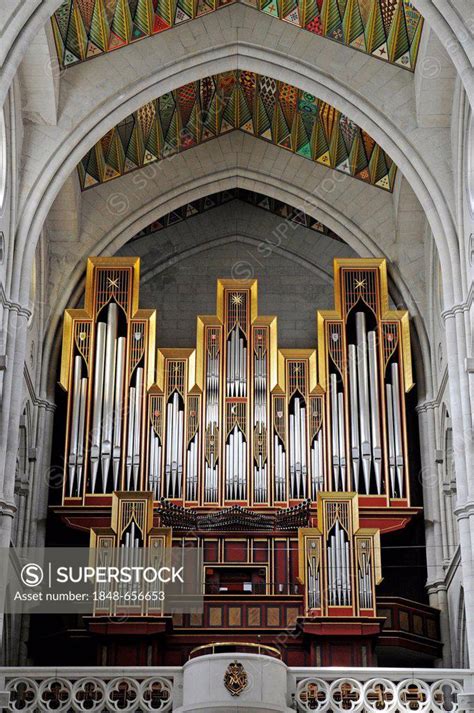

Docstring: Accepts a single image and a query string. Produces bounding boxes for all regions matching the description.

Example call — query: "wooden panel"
[204,540,219,562]
[378,608,392,628]
[286,606,300,627]
[399,610,410,631]
[253,539,269,563]
[209,607,223,626]
[427,618,438,639]
[267,607,281,626]
[413,614,423,636]
[328,643,353,666]
[229,607,242,627]
[289,538,299,592]
[190,613,203,627]
[247,606,261,626]
[224,540,247,562]
[274,539,288,594]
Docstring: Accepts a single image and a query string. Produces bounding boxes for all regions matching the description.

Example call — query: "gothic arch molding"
[1,0,472,107]
[13,47,461,311]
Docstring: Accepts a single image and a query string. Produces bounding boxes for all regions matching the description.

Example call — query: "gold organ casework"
[60,258,155,500]
[59,256,415,622]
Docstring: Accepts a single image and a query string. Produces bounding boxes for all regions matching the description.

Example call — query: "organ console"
[58,256,419,662]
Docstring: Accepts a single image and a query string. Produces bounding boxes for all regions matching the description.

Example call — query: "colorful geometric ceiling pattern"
[52,0,423,70]
[128,188,345,243]
[78,71,397,191]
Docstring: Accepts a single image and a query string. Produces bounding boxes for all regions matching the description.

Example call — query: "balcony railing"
[290,668,468,713]
[0,668,181,713]
[0,666,471,712]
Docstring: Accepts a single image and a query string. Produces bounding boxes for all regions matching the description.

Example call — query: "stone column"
[416,401,452,665]
[0,300,30,549]
[443,310,474,665]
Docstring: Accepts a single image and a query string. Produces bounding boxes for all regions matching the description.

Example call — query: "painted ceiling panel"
[127,188,345,244]
[52,0,423,70]
[78,70,397,191]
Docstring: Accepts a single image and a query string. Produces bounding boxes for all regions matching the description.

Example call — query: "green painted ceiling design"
[53,0,423,70]
[79,70,397,191]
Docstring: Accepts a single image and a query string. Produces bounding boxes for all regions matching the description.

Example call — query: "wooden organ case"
[53,256,437,667]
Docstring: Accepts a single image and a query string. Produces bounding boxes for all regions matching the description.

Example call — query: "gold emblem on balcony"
[224,661,248,696]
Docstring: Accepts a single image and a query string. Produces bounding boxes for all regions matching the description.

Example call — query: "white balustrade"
[0,666,470,713]
[0,668,181,713]
[291,669,468,713]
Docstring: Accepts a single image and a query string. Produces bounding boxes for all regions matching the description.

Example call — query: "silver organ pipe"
[177,397,184,494]
[337,392,346,490]
[164,392,184,499]
[227,327,246,397]
[300,400,308,495]
[327,521,351,606]
[307,543,320,609]
[186,434,198,501]
[204,340,219,502]
[274,434,286,501]
[89,305,127,494]
[359,549,373,609]
[310,432,323,500]
[148,425,162,499]
[330,374,346,491]
[76,377,88,496]
[226,425,246,500]
[101,303,118,492]
[294,399,301,495]
[385,384,396,497]
[329,531,335,605]
[165,400,172,495]
[348,344,360,491]
[349,312,387,494]
[289,397,307,499]
[355,312,372,493]
[254,349,267,503]
[126,386,136,490]
[132,367,143,492]
[330,374,340,489]
[125,366,144,491]
[368,331,382,493]
[391,362,405,497]
[335,524,342,604]
[289,413,296,498]
[90,321,106,493]
[68,356,83,496]
[113,337,126,490]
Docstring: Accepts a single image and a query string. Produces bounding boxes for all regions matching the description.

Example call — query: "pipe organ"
[57,257,423,666]
[90,492,171,617]
[299,494,381,617]
[318,265,413,502]
[60,258,155,501]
